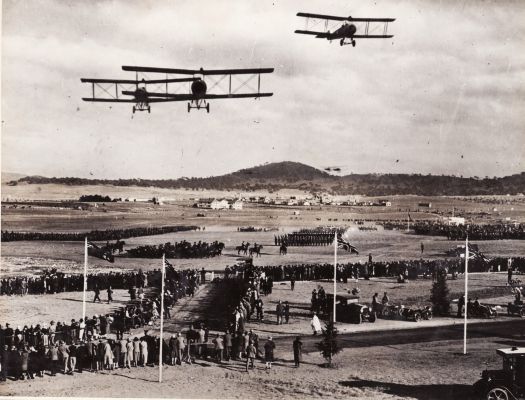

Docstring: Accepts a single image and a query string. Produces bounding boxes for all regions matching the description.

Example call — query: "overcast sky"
[2,0,524,179]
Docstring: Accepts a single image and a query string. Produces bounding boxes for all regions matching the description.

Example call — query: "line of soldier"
[413,221,525,240]
[0,225,199,242]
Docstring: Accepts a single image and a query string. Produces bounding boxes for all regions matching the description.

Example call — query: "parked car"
[346,303,376,324]
[473,347,525,400]
[507,302,525,318]
[467,301,498,319]
[402,306,433,322]
[325,293,359,321]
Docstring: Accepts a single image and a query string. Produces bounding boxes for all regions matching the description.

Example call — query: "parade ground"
[1,189,524,399]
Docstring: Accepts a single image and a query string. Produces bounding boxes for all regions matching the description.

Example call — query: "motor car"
[473,347,525,400]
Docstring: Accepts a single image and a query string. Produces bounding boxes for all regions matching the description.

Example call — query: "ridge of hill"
[8,161,525,196]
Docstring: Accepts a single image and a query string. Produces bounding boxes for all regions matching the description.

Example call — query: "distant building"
[229,199,243,210]
[444,216,465,225]
[211,199,229,210]
[418,202,432,208]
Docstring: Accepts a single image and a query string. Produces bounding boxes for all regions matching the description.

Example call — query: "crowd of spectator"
[126,241,225,259]
[0,225,199,242]
[412,222,525,240]
[0,267,202,381]
[233,257,523,284]
[1,270,148,296]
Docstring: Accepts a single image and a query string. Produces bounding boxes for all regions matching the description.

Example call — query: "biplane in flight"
[295,12,395,47]
[81,66,274,113]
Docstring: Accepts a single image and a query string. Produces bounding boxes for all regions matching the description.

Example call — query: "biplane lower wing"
[202,93,273,99]
[121,92,274,101]
[82,98,136,103]
[82,97,181,103]
[294,30,328,37]
[353,35,393,39]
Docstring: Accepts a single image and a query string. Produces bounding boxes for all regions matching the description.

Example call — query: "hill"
[1,172,26,184]
[8,162,525,196]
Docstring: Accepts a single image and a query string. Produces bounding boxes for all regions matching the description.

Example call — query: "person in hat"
[293,336,303,368]
[245,340,256,372]
[264,336,275,369]
[125,338,133,369]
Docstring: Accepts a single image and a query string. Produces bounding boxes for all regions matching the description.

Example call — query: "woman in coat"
[264,337,275,370]
[293,337,302,367]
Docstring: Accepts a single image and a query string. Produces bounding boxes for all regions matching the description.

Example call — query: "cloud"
[2,0,524,179]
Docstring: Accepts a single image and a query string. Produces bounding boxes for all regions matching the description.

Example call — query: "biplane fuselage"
[191,79,207,98]
[325,23,357,40]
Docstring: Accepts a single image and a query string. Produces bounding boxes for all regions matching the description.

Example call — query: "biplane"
[81,66,274,113]
[295,12,395,47]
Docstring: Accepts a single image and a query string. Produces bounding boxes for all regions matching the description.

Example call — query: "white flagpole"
[463,235,468,355]
[159,254,166,383]
[82,237,88,322]
[407,214,410,232]
[333,232,337,323]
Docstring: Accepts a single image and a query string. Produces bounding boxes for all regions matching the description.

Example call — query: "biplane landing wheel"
[352,40,356,47]
[148,107,151,113]
[206,104,210,113]
[132,106,136,114]
[187,103,190,113]
[340,38,345,46]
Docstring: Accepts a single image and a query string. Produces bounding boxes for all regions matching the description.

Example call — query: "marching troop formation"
[126,241,225,259]
[274,227,347,247]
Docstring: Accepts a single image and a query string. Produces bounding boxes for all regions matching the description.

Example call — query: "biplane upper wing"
[297,12,348,21]
[122,66,274,76]
[296,12,395,23]
[81,77,197,84]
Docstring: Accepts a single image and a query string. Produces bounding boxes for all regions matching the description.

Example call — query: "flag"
[87,241,114,263]
[336,235,359,254]
[408,212,412,222]
[164,258,175,273]
[460,243,489,263]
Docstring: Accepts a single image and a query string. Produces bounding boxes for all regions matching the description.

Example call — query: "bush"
[317,319,341,366]
[430,269,451,316]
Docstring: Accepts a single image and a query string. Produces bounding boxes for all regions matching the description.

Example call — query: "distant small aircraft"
[81,66,274,113]
[295,12,395,47]
[324,166,342,172]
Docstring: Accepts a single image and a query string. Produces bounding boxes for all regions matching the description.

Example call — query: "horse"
[112,239,126,254]
[279,244,287,255]
[236,242,250,255]
[249,244,263,258]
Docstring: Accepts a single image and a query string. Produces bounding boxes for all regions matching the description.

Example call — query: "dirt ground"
[1,189,524,398]
[0,289,131,328]
[1,287,523,399]
[2,229,525,277]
